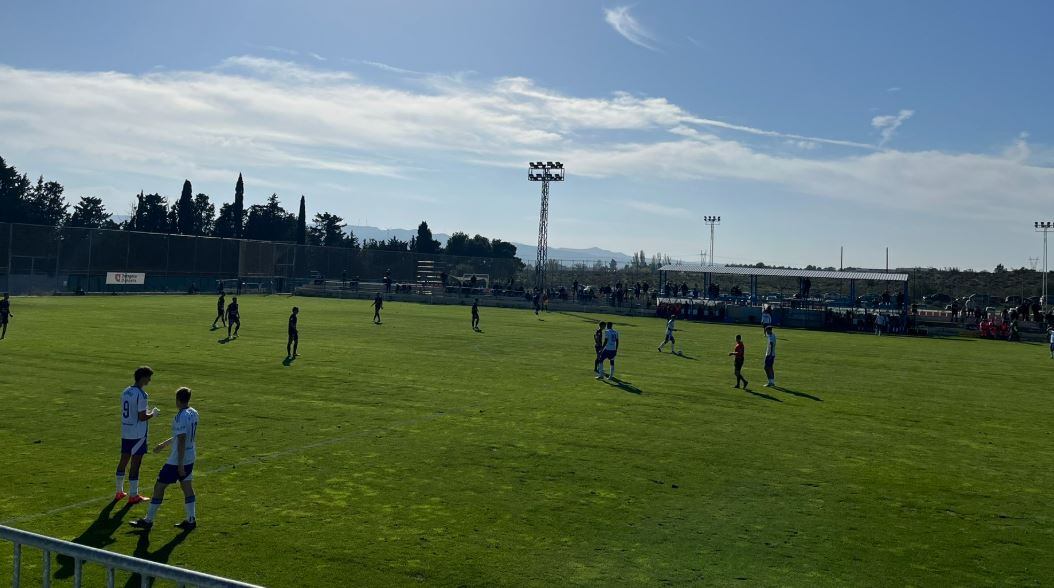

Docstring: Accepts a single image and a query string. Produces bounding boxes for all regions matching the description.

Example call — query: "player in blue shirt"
[212,292,226,329]
[131,386,200,531]
[116,366,160,504]
[226,297,240,339]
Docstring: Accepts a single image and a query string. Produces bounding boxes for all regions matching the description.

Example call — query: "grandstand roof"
[658,264,908,282]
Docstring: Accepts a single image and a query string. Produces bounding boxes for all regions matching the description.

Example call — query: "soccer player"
[657,313,677,353]
[0,293,11,340]
[287,306,299,358]
[763,326,777,387]
[226,296,240,338]
[593,320,605,377]
[471,299,480,331]
[533,291,541,315]
[598,321,620,380]
[131,387,199,531]
[116,366,160,504]
[212,292,226,329]
[728,334,748,389]
[1048,326,1054,359]
[373,293,383,324]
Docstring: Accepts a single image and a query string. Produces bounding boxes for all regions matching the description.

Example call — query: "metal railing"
[1,525,262,588]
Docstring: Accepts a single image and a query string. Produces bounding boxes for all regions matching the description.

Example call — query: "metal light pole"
[703,216,721,266]
[528,161,565,291]
[1036,221,1053,309]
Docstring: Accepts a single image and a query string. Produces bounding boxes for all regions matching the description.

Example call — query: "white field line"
[2,409,463,526]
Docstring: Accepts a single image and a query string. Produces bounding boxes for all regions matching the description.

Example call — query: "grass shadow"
[55,500,134,579]
[217,337,231,344]
[744,388,783,402]
[282,356,296,366]
[124,528,193,588]
[604,377,643,395]
[774,386,822,401]
[671,351,697,360]
[554,311,639,327]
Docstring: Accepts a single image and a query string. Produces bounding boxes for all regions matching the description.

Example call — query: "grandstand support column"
[528,161,565,291]
[849,279,856,307]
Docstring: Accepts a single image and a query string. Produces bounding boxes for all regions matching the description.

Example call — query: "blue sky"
[2,0,1053,269]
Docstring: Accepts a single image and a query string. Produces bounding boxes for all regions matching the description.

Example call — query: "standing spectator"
[572,280,579,302]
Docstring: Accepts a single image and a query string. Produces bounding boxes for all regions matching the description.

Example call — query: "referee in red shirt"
[728,334,748,389]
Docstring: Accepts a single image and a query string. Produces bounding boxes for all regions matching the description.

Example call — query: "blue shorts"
[764,356,775,369]
[1050,342,1054,352]
[158,463,195,484]
[121,437,148,456]
[601,349,617,361]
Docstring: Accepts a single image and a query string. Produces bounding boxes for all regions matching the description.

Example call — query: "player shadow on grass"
[124,528,193,588]
[670,351,697,360]
[555,311,639,327]
[743,388,783,402]
[282,356,296,366]
[54,500,134,579]
[774,386,822,401]
[604,377,643,395]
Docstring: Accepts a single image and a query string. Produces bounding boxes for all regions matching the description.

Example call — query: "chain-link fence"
[0,222,561,295]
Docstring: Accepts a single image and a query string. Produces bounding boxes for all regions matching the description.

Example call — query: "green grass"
[1,295,1053,586]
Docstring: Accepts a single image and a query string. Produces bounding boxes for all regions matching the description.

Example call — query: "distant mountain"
[346,225,631,263]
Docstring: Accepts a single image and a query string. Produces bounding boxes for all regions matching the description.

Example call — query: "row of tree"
[0,155,518,258]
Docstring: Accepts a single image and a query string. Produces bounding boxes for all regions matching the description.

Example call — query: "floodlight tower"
[1036,221,1053,309]
[528,161,565,291]
[703,215,721,266]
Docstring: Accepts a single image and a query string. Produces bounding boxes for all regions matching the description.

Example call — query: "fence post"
[43,548,51,588]
[6,224,12,294]
[87,228,94,292]
[55,227,64,293]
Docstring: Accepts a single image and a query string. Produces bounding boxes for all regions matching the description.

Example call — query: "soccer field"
[1,295,1052,586]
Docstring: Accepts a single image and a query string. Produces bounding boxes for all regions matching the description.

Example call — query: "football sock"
[130,479,139,495]
[116,471,125,492]
[184,495,196,521]
[146,498,162,521]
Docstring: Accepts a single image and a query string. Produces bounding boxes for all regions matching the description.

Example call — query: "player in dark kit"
[212,293,226,329]
[373,293,383,324]
[471,299,480,331]
[226,297,240,338]
[728,334,748,389]
[0,293,12,340]
[286,307,299,358]
[533,291,541,315]
[593,320,605,377]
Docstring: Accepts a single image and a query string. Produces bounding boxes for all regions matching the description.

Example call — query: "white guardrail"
[1,525,263,588]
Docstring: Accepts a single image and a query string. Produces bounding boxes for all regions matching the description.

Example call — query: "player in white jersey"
[1048,326,1054,359]
[597,322,620,380]
[657,314,678,354]
[116,366,160,504]
[131,387,199,531]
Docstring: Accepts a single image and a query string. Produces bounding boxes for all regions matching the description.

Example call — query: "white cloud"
[871,109,914,146]
[308,52,326,62]
[624,200,691,217]
[0,58,1050,224]
[603,6,659,51]
[887,86,902,93]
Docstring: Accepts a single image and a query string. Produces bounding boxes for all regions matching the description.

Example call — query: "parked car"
[1005,295,1023,306]
[924,293,952,305]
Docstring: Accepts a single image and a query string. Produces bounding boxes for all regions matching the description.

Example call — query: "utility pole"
[1029,257,1039,271]
[840,246,843,271]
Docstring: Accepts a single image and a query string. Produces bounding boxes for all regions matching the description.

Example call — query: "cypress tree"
[177,179,194,234]
[295,195,307,245]
[233,173,245,238]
